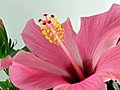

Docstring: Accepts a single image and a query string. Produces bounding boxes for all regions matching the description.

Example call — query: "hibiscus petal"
[53,74,106,90]
[61,18,84,79]
[62,18,83,68]
[0,56,12,70]
[9,62,68,90]
[22,19,71,71]
[13,50,72,79]
[76,4,120,72]
[95,43,120,82]
[21,18,81,77]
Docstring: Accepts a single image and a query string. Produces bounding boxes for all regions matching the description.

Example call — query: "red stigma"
[43,22,46,25]
[48,20,51,24]
[51,14,55,18]
[38,19,42,22]
[44,14,48,16]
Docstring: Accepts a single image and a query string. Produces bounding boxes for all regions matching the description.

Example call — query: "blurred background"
[0,0,120,80]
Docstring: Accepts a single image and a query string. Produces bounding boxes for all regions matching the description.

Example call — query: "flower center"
[38,14,85,81]
[38,14,64,45]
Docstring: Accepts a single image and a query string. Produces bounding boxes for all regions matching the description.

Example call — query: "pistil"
[38,14,85,80]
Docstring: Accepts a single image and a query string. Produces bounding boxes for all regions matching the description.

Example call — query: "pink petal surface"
[76,4,120,73]
[0,56,12,70]
[21,19,76,74]
[9,62,68,90]
[53,74,106,90]
[13,50,72,79]
[61,18,84,79]
[96,43,120,82]
[62,18,83,68]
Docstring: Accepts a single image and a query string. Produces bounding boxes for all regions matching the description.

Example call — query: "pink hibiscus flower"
[8,4,120,90]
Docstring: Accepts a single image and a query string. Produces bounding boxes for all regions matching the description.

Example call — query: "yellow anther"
[56,23,61,28]
[58,28,63,31]
[49,33,52,36]
[59,31,63,34]
[42,30,47,35]
[53,18,58,23]
[53,30,56,33]
[40,26,45,30]
[47,29,50,33]
[53,37,57,41]
[45,35,50,40]
[49,40,53,43]
[60,34,63,39]
[39,15,64,45]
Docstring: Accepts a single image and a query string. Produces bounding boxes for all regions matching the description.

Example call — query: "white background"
[0,0,120,80]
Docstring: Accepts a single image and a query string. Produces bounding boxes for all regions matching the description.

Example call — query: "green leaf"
[8,38,17,54]
[0,42,7,59]
[8,39,12,50]
[0,33,16,59]
[117,38,120,44]
[0,79,19,90]
[9,49,19,58]
[112,80,120,90]
[0,27,9,59]
[22,46,30,52]
[4,69,9,76]
[0,80,12,90]
[0,19,5,29]
[0,20,16,59]
[106,80,114,90]
[0,27,8,43]
[106,80,120,90]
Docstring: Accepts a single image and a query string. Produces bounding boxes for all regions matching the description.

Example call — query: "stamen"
[39,14,64,45]
[44,14,48,20]
[38,14,85,80]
